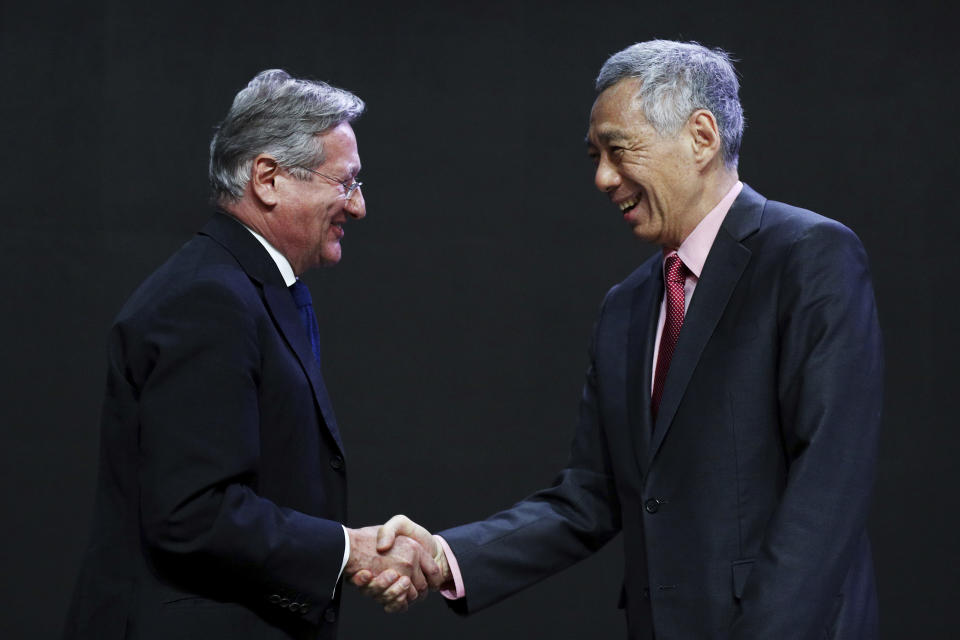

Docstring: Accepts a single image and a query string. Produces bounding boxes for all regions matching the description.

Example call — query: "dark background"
[2,1,956,637]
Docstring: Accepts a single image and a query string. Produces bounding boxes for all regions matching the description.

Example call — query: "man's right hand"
[349,515,453,612]
[344,523,441,613]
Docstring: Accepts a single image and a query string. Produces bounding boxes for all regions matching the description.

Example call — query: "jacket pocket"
[731,559,755,600]
[824,592,844,638]
[162,595,233,610]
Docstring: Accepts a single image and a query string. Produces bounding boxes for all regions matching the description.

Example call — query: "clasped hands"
[345,515,451,612]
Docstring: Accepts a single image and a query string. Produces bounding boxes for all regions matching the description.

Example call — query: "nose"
[594,156,621,193]
[345,187,366,219]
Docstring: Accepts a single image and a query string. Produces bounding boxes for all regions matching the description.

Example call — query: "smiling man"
[363,41,883,639]
[63,70,441,640]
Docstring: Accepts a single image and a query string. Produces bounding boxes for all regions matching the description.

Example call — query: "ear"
[250,154,281,207]
[688,109,722,168]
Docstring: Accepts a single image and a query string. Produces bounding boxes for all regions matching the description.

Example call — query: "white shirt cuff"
[334,525,350,597]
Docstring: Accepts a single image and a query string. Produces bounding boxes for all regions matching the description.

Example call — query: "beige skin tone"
[226,122,367,275]
[345,525,444,609]
[356,78,741,612]
[226,123,444,606]
[587,76,738,249]
[352,516,452,611]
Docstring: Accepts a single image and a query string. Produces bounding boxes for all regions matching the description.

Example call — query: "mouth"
[618,195,641,219]
[331,222,345,239]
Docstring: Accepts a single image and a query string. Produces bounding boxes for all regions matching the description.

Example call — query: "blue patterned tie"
[289,280,323,368]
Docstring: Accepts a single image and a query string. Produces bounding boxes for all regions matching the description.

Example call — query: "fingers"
[349,516,444,613]
[360,569,421,613]
[418,543,442,586]
[351,569,373,587]
[422,540,450,589]
[391,543,428,594]
[409,562,428,594]
[383,587,410,614]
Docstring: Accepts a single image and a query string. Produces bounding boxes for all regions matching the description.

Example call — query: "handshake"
[344,515,452,613]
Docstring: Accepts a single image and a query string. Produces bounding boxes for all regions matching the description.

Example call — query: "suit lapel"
[647,185,764,465]
[261,284,344,454]
[625,258,662,479]
[199,212,345,456]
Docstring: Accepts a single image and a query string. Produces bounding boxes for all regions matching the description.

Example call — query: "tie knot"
[289,280,313,309]
[664,254,688,284]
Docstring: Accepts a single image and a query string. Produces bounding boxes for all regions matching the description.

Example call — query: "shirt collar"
[241,224,297,286]
[669,181,743,278]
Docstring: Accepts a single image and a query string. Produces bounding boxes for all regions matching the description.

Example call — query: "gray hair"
[209,69,365,203]
[596,40,744,167]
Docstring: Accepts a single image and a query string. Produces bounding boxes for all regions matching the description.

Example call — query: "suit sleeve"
[730,220,883,638]
[123,276,344,621]
[439,293,623,614]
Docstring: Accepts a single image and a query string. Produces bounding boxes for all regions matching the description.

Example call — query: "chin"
[630,225,657,243]
[319,247,343,266]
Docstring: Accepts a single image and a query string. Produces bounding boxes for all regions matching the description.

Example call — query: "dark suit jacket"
[64,213,349,640]
[441,184,883,639]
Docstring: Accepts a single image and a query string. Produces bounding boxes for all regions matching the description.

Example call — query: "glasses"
[299,167,363,201]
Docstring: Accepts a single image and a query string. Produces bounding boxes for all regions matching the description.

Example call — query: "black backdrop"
[2,1,956,638]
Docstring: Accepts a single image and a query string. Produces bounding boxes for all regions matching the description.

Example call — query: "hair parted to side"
[209,69,365,203]
[596,40,744,168]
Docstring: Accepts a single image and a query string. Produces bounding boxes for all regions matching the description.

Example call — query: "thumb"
[376,514,409,551]
[377,514,435,553]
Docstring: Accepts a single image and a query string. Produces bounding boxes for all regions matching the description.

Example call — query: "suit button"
[644,498,661,513]
[299,603,311,614]
[289,601,301,611]
[324,607,337,623]
[269,594,281,604]
[330,455,344,470]
[279,597,290,607]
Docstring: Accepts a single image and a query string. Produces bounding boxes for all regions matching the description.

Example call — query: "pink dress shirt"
[651,181,742,386]
[440,181,744,601]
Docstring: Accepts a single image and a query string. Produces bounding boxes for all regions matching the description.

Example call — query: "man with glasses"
[63,69,441,640]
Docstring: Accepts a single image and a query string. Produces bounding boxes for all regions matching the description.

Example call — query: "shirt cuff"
[435,535,465,600]
[334,525,350,597]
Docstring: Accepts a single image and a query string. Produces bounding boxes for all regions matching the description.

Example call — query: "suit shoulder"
[746,198,868,273]
[107,235,268,384]
[760,198,860,245]
[115,233,261,329]
[753,198,875,308]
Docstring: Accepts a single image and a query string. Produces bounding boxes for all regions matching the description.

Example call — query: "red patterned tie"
[651,254,689,421]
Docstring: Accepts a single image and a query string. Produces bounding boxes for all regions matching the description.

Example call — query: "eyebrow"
[585,127,630,147]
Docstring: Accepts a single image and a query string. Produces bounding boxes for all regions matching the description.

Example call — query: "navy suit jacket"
[64,213,348,640]
[441,184,883,639]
